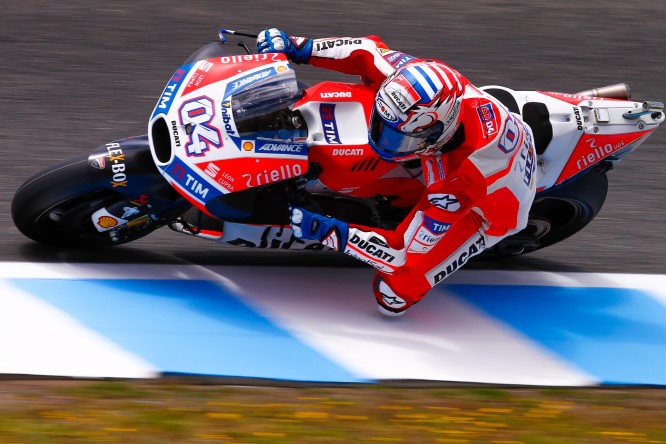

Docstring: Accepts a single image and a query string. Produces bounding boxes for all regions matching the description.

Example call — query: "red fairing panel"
[556,130,654,184]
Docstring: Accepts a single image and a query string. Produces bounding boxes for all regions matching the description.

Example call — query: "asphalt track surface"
[1,1,665,274]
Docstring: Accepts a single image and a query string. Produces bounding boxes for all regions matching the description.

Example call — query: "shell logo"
[277,65,288,73]
[97,215,118,229]
[242,140,255,151]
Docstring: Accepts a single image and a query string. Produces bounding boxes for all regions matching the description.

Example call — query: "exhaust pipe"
[575,83,631,100]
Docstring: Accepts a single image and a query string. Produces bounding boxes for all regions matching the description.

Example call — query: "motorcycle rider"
[257,29,537,316]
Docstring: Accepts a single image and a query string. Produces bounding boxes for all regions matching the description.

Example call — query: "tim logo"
[320,104,342,144]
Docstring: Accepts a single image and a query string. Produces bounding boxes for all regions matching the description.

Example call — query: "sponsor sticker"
[476,103,499,137]
[376,97,398,122]
[423,214,451,234]
[223,67,277,99]
[428,235,486,284]
[254,140,308,155]
[498,114,521,153]
[105,142,128,188]
[167,157,222,203]
[319,104,342,144]
[385,74,420,112]
[428,193,461,212]
[320,91,352,99]
[393,54,415,69]
[153,65,191,117]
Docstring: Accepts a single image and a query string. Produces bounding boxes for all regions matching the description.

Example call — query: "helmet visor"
[370,110,443,155]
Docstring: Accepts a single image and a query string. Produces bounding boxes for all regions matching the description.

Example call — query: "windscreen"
[230,70,306,140]
[231,70,300,123]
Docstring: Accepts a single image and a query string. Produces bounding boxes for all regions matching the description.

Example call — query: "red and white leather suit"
[306,36,537,313]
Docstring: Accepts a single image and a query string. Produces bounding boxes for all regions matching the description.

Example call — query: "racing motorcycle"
[11,30,665,257]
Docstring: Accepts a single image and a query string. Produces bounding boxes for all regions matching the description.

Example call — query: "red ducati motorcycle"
[12,30,665,256]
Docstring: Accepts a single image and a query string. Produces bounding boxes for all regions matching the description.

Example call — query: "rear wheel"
[492,171,609,255]
[12,156,162,246]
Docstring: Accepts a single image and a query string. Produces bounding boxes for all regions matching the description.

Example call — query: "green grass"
[0,380,665,443]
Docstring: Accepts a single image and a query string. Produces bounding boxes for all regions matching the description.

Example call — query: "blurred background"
[1,0,665,272]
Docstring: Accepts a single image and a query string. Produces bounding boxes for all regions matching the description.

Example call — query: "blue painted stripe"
[413,65,438,96]
[10,279,365,383]
[448,284,666,385]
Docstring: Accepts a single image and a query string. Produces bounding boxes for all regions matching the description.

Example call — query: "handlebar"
[218,29,259,43]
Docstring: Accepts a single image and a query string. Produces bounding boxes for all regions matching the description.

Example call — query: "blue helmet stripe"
[413,65,439,97]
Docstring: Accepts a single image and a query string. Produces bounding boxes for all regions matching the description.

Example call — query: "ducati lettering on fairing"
[319,104,342,144]
[314,38,363,51]
[171,120,181,147]
[179,96,222,157]
[573,106,584,130]
[333,148,364,156]
[105,142,128,187]
[349,234,396,263]
[431,236,486,284]
[320,91,352,98]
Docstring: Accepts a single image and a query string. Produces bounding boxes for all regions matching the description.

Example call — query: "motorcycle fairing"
[295,82,424,207]
[481,86,665,191]
[148,54,309,219]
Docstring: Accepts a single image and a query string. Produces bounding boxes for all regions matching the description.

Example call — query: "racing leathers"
[269,33,537,315]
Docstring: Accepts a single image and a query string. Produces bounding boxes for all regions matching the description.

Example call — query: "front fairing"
[148,53,309,219]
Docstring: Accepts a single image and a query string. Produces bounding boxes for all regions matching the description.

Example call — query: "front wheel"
[12,156,162,247]
[491,171,609,256]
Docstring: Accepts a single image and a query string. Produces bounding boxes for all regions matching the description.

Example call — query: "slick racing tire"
[12,155,160,247]
[492,171,609,256]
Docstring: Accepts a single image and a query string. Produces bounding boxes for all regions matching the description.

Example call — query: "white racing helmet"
[369,61,466,162]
